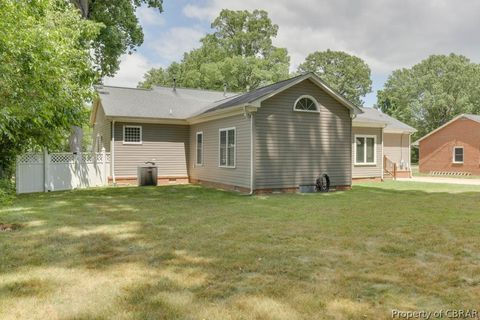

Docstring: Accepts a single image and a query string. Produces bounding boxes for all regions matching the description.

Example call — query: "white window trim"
[218,127,236,169]
[196,131,204,166]
[354,134,377,166]
[293,95,320,113]
[123,125,142,145]
[453,146,464,164]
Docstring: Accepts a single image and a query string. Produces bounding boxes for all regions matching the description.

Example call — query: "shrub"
[0,179,15,206]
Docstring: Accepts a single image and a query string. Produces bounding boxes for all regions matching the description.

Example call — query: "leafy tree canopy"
[0,0,100,175]
[71,0,163,77]
[377,54,480,138]
[297,50,372,106]
[139,9,290,92]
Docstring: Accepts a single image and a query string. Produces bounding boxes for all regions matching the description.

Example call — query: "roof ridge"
[245,73,309,93]
[153,85,237,95]
[96,85,152,91]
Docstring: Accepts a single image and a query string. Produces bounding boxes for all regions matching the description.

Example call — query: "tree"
[138,63,182,89]
[297,50,372,106]
[71,0,163,77]
[139,9,290,92]
[377,54,480,139]
[0,0,100,176]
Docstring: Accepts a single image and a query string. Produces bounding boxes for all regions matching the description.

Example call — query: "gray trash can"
[137,165,158,186]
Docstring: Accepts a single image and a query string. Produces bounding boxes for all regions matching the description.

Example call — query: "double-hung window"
[219,128,235,168]
[355,135,376,165]
[196,132,203,166]
[453,146,464,164]
[123,125,142,144]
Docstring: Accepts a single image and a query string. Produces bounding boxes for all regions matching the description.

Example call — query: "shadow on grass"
[0,278,55,298]
[1,183,480,318]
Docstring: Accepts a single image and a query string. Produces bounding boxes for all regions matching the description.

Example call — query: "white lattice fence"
[16,150,111,194]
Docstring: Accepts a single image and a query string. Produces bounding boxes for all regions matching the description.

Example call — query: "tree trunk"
[71,0,89,18]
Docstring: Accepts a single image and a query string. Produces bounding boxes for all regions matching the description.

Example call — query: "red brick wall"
[419,118,480,174]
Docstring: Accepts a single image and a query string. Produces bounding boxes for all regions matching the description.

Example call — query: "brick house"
[416,114,480,175]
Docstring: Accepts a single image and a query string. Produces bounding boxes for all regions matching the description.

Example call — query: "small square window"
[123,126,142,144]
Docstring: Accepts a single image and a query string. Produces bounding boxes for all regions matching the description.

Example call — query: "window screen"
[196,132,203,165]
[454,147,464,163]
[219,128,235,167]
[124,126,141,143]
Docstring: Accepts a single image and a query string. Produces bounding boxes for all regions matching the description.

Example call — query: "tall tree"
[139,9,290,92]
[71,0,163,77]
[377,54,480,139]
[0,0,100,176]
[297,50,372,106]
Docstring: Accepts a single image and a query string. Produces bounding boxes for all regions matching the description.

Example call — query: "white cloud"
[102,27,204,88]
[183,4,213,21]
[151,27,204,62]
[103,53,152,87]
[136,6,165,27]
[183,0,480,74]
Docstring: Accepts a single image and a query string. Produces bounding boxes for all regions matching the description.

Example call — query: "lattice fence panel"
[82,153,95,163]
[50,153,75,163]
[17,153,43,164]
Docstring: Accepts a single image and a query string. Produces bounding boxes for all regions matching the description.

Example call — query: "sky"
[104,0,480,107]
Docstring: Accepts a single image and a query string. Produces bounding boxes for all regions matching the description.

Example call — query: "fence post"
[101,147,107,186]
[43,149,50,192]
[15,156,19,194]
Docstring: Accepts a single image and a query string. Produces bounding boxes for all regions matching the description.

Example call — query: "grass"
[1,182,480,319]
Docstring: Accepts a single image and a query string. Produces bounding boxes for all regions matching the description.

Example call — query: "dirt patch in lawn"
[0,223,23,232]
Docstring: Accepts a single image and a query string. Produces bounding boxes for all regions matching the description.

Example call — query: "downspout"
[243,105,255,195]
[381,127,384,181]
[112,120,116,185]
[408,133,412,178]
[400,134,404,164]
[350,112,357,184]
[249,112,254,195]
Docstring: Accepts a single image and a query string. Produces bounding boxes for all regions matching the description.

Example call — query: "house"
[416,114,480,175]
[91,73,415,193]
[353,107,416,180]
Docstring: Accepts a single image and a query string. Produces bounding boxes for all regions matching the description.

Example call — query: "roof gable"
[414,114,480,145]
[196,73,362,116]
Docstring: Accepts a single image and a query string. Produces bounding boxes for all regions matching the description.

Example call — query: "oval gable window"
[294,96,319,112]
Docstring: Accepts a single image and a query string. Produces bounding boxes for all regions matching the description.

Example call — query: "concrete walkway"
[397,176,480,185]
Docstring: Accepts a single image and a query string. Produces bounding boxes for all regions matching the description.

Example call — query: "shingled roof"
[94,73,363,122]
[95,86,235,120]
[355,107,417,133]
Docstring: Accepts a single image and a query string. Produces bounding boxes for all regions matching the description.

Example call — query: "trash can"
[137,164,158,186]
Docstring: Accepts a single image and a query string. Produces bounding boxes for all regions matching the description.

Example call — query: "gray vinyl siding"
[189,114,251,189]
[352,127,383,178]
[255,79,352,189]
[384,133,410,167]
[113,122,189,177]
[92,104,111,152]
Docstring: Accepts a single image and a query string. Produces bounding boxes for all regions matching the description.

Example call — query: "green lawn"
[1,182,480,320]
